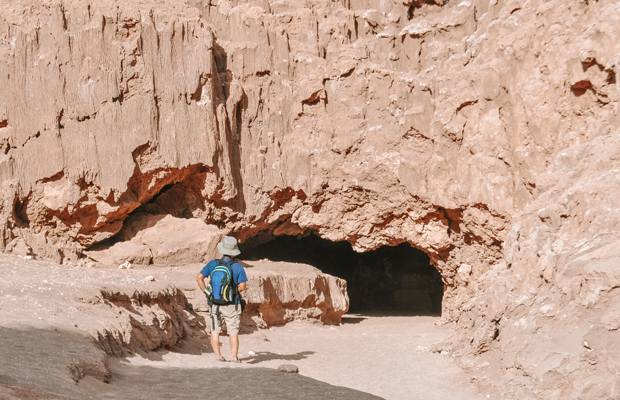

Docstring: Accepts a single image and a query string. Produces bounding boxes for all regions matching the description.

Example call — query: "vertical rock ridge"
[1,0,620,396]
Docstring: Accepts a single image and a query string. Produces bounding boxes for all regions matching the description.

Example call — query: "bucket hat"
[217,236,241,256]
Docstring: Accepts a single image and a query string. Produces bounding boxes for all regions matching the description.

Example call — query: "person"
[196,236,248,363]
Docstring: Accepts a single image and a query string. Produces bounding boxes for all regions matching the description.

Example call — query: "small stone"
[277,364,299,373]
[144,275,155,282]
[119,261,133,269]
[248,350,256,356]
[78,259,95,268]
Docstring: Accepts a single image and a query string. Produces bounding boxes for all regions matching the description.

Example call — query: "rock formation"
[0,253,348,358]
[185,259,349,328]
[1,0,619,397]
[243,260,349,326]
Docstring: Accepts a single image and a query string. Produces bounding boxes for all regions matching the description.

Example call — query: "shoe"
[216,358,226,362]
[230,359,242,363]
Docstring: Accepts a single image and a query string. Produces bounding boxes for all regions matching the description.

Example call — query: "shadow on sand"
[102,364,383,400]
[341,314,368,324]
[0,325,382,400]
[244,350,315,364]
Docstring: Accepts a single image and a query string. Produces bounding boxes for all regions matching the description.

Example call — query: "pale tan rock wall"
[452,131,620,398]
[0,0,240,258]
[243,260,349,325]
[1,0,620,396]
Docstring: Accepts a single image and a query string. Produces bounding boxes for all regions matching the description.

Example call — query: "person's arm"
[197,262,214,296]
[234,263,248,293]
[196,273,208,292]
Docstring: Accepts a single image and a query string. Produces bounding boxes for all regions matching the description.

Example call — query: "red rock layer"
[1,0,619,397]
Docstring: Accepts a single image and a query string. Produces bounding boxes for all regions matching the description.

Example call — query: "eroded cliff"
[1,0,619,397]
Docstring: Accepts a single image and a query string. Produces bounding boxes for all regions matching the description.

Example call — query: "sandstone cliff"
[1,0,619,397]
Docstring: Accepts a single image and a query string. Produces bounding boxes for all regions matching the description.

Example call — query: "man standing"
[196,236,248,363]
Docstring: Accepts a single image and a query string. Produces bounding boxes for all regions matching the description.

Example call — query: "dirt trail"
[0,255,486,399]
[248,316,487,400]
[119,316,487,400]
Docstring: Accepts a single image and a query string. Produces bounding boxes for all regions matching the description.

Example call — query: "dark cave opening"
[239,233,443,315]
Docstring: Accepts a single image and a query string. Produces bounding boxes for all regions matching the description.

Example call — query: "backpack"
[207,259,238,306]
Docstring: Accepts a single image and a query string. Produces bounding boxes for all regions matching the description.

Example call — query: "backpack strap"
[217,259,235,279]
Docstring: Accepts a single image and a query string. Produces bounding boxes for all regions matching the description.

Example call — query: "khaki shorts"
[209,304,241,335]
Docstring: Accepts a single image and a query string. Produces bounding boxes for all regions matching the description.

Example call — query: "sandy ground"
[125,316,489,400]
[0,254,487,400]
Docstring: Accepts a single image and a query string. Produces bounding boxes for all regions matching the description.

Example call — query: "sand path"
[0,255,486,399]
[119,315,487,400]
[244,316,487,400]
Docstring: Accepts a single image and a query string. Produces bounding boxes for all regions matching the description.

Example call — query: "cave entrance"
[239,233,443,315]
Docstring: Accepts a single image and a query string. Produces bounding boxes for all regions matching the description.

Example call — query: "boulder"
[4,238,33,258]
[132,215,223,265]
[242,260,349,325]
[85,240,152,266]
[86,214,223,266]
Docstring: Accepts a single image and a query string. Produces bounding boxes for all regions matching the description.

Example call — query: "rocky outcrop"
[94,287,192,356]
[3,237,33,257]
[0,0,512,315]
[0,252,197,359]
[243,260,349,326]
[186,260,349,327]
[451,132,620,399]
[1,0,620,397]
[85,213,224,265]
[0,254,348,361]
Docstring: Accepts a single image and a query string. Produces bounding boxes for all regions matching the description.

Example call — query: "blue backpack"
[207,259,238,306]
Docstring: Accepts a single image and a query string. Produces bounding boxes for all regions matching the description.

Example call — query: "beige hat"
[217,236,241,256]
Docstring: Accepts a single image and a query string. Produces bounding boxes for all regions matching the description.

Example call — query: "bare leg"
[211,332,223,359]
[229,334,239,360]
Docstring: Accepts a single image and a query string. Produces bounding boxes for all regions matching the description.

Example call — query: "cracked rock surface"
[1,0,620,397]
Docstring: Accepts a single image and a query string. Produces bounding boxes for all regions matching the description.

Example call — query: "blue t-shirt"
[200,257,248,303]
